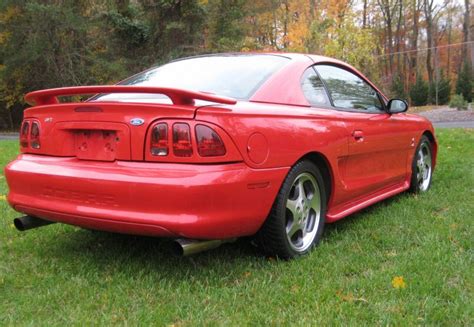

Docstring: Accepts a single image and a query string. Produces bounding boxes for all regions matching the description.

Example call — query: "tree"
[423,0,448,103]
[0,0,471,130]
[391,74,407,99]
[461,0,470,63]
[0,2,108,109]
[376,0,400,76]
[449,94,468,110]
[456,61,473,102]
[410,74,429,106]
[139,0,205,61]
[431,71,451,105]
[407,0,422,86]
[206,0,246,51]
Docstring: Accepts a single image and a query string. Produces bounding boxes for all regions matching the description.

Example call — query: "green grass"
[1,129,473,326]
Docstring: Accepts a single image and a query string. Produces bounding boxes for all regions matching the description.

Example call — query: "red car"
[5,53,436,258]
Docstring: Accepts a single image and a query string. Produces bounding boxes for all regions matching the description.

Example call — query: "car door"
[312,64,413,199]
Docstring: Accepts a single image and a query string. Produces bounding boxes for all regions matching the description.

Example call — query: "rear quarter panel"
[196,102,351,209]
[197,102,348,169]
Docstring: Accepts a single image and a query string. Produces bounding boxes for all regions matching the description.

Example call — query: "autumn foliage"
[0,0,472,129]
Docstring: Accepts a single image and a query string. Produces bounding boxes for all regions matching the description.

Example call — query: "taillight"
[147,121,234,161]
[30,121,41,149]
[20,121,30,148]
[195,124,226,157]
[150,123,168,156]
[172,123,193,157]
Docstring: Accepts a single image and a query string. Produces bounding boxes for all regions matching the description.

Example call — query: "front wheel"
[409,135,433,193]
[257,160,326,259]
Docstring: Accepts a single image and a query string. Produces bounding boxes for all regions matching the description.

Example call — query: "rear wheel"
[410,135,433,193]
[257,160,326,259]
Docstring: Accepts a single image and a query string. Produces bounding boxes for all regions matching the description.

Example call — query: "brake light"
[172,123,193,157]
[20,121,30,148]
[147,120,236,162]
[150,123,168,156]
[30,121,41,149]
[195,125,226,156]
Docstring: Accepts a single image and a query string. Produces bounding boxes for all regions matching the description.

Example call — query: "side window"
[315,65,383,112]
[301,67,330,107]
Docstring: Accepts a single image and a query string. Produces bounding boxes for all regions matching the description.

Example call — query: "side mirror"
[387,99,408,114]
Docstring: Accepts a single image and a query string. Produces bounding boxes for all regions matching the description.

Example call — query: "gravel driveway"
[416,106,474,128]
[0,133,19,140]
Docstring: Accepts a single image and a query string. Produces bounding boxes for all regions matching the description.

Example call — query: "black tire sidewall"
[275,161,327,257]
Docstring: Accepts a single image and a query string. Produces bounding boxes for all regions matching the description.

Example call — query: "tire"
[409,135,433,193]
[257,160,327,259]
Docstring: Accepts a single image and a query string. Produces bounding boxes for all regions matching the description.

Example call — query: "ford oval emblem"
[130,118,145,126]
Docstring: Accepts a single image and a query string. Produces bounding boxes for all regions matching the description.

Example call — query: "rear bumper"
[5,155,288,239]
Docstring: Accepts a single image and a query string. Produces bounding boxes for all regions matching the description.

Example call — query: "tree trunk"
[7,109,14,131]
[447,6,452,79]
[424,0,434,102]
[410,0,420,85]
[462,0,473,68]
[363,0,368,28]
[309,0,318,20]
[282,0,289,49]
[395,0,403,76]
[377,0,395,76]
[462,0,469,60]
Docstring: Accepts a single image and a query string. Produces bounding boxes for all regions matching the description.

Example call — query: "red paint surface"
[5,53,437,239]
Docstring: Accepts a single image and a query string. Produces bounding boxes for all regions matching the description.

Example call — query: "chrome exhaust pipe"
[173,238,237,256]
[13,215,56,231]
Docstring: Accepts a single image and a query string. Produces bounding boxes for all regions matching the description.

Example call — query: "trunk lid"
[23,102,197,161]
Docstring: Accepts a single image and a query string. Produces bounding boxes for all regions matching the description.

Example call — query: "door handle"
[352,130,364,141]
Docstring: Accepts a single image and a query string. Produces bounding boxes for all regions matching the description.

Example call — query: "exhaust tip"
[172,241,185,256]
[173,238,237,256]
[13,215,56,231]
[13,217,26,231]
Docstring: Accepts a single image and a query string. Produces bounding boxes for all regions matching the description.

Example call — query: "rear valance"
[25,86,237,106]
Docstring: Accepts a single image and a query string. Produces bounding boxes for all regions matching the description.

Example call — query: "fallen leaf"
[386,250,397,257]
[392,276,407,289]
[448,236,459,245]
[434,207,449,215]
[291,285,300,293]
[336,291,368,303]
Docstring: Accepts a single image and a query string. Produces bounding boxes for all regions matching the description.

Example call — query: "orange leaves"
[391,276,407,289]
[0,32,11,45]
[0,6,20,23]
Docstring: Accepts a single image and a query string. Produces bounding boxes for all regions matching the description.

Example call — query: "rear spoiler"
[24,86,237,106]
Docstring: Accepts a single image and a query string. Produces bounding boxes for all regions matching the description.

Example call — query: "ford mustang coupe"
[5,53,436,258]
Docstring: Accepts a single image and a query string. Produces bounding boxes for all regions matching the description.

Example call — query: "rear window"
[95,54,289,102]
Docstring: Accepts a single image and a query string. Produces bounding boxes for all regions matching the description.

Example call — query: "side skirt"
[326,181,410,223]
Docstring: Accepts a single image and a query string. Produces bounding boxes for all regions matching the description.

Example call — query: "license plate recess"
[75,130,117,161]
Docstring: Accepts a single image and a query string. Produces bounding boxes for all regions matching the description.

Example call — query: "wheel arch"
[296,152,333,206]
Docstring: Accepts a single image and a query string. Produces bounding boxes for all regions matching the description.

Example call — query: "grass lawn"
[1,129,473,325]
